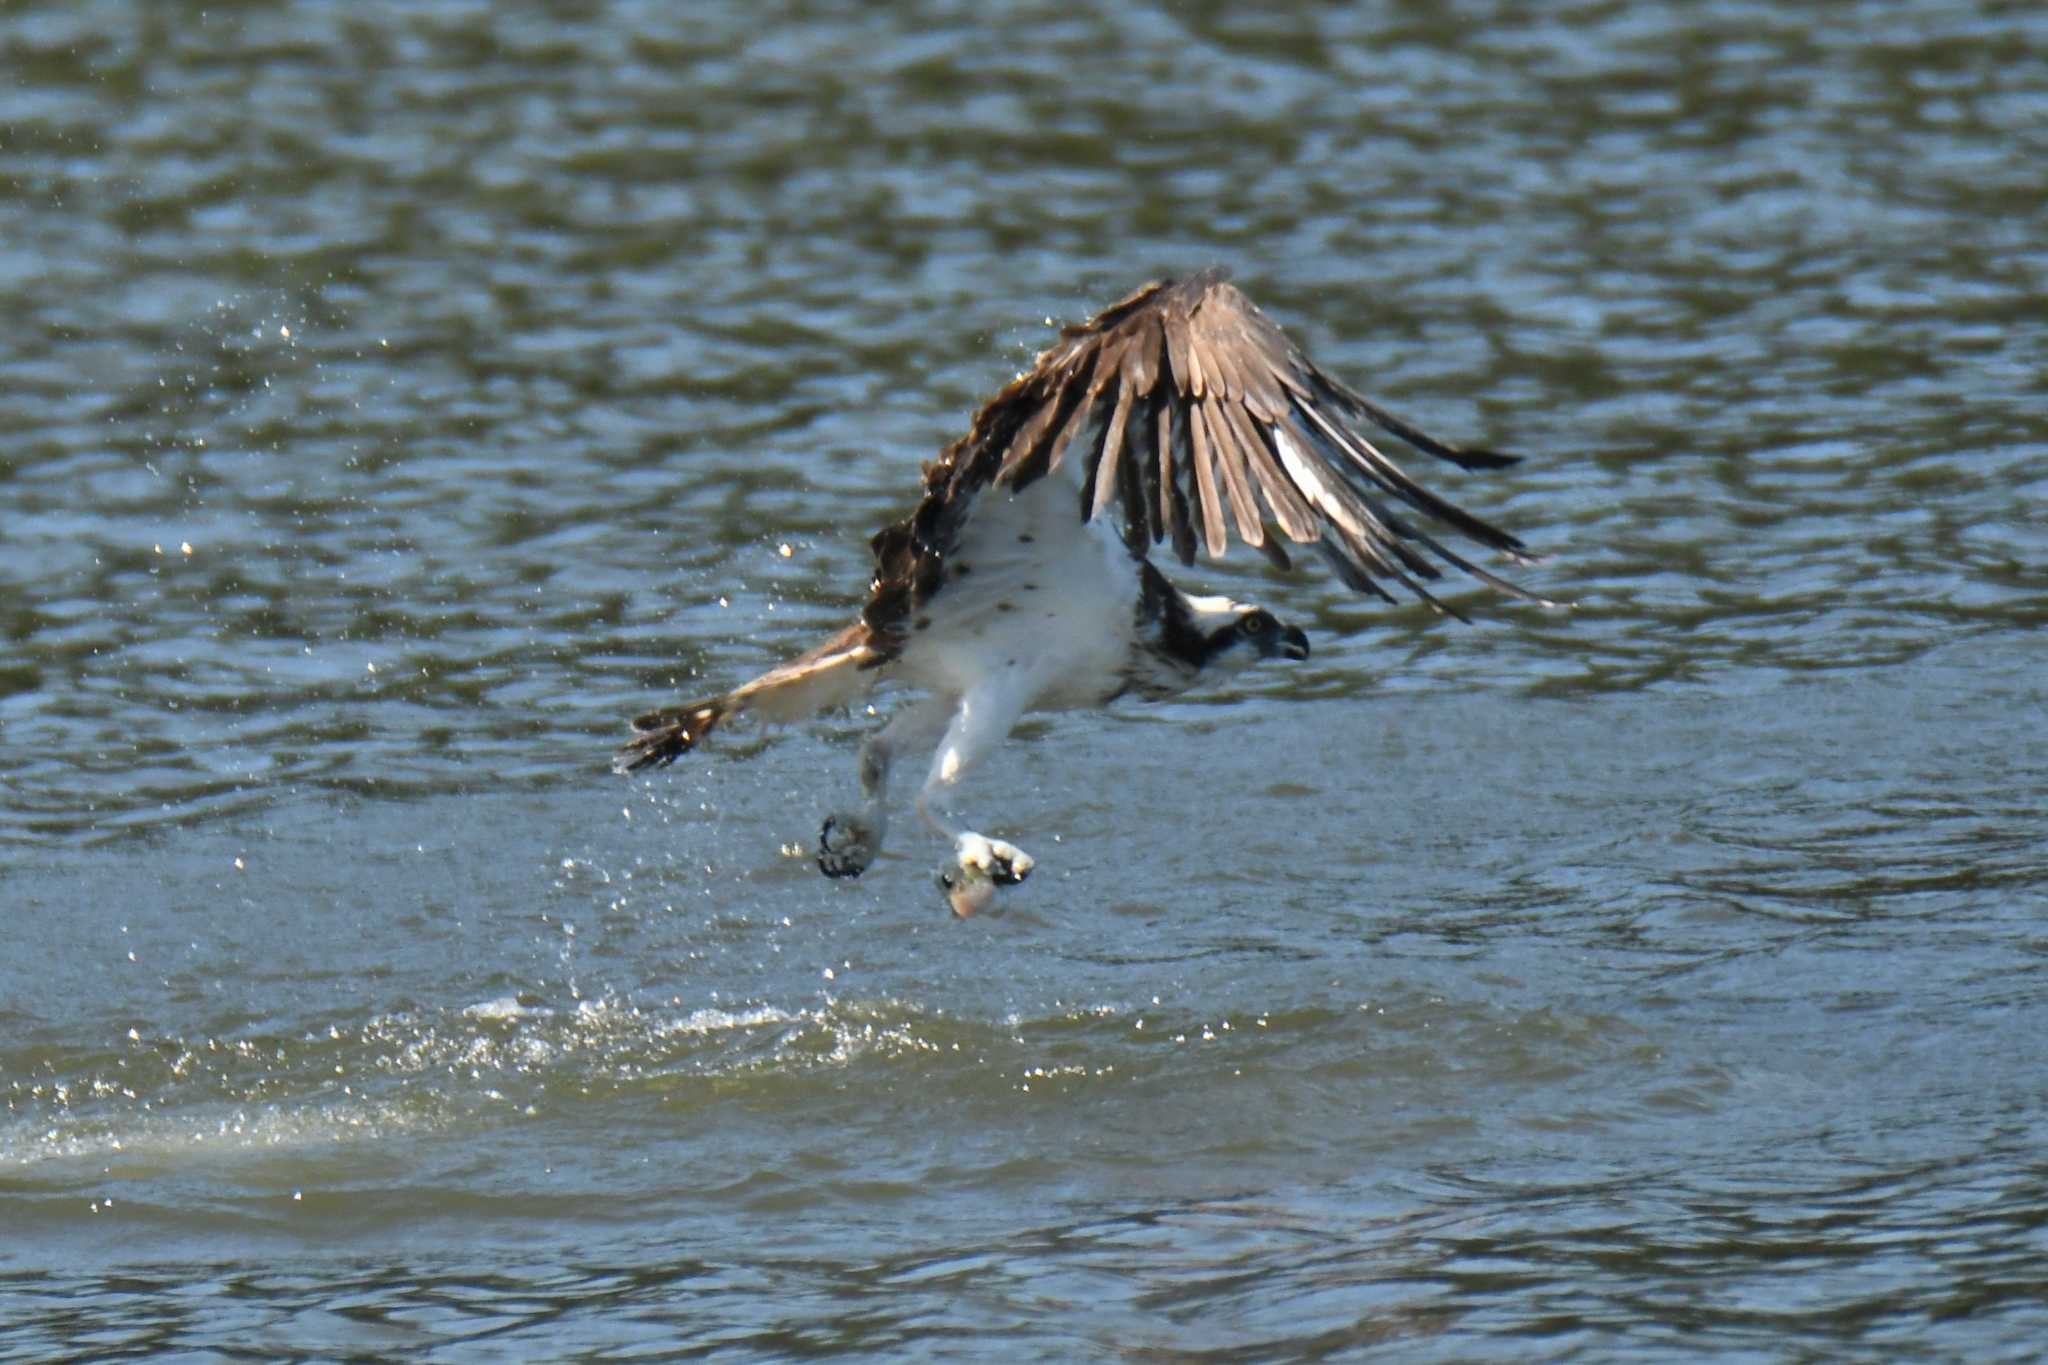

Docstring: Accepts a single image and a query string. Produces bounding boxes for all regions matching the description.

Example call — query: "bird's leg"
[817,699,948,879]
[915,682,1036,916]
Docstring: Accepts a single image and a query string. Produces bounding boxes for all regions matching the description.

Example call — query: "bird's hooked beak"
[1277,626,1311,661]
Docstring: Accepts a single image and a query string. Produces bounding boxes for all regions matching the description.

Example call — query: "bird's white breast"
[890,471,1139,711]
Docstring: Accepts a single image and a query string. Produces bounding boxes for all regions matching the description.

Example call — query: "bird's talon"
[944,832,1032,914]
[817,812,876,879]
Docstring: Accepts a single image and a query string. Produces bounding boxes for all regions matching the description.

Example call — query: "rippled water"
[4,0,2045,1357]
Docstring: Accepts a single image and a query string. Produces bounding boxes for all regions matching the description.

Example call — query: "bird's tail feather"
[613,622,883,774]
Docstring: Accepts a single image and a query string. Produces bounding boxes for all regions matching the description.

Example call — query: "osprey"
[617,269,1550,915]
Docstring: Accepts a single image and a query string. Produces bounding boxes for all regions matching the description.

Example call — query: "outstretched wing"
[867,268,1550,637]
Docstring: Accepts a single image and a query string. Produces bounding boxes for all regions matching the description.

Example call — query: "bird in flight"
[616,269,1550,915]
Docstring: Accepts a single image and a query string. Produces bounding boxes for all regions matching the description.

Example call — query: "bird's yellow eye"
[1242,614,1267,634]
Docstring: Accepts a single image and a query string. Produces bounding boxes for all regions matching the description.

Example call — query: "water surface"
[3,0,2045,1357]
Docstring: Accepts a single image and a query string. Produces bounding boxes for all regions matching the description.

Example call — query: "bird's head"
[1198,602,1311,671]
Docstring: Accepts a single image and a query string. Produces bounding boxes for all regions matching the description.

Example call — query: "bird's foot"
[938,832,1033,917]
[959,831,1034,885]
[817,812,879,879]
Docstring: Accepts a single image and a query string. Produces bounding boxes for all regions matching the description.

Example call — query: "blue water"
[4,0,2046,1357]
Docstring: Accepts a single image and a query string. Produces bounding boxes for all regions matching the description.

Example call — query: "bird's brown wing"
[866,268,1551,640]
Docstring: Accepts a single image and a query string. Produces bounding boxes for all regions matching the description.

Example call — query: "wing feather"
[995,348,1098,487]
[1288,394,1530,560]
[1123,388,1163,547]
[1040,375,1104,483]
[1124,313,1162,397]
[1160,310,1196,398]
[1223,399,1316,541]
[1189,400,1251,552]
[1209,400,1266,547]
[1194,322,1250,405]
[1087,377,1134,523]
[1157,395,1196,565]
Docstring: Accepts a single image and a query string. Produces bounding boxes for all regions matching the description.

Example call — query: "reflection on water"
[3,0,2045,1356]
